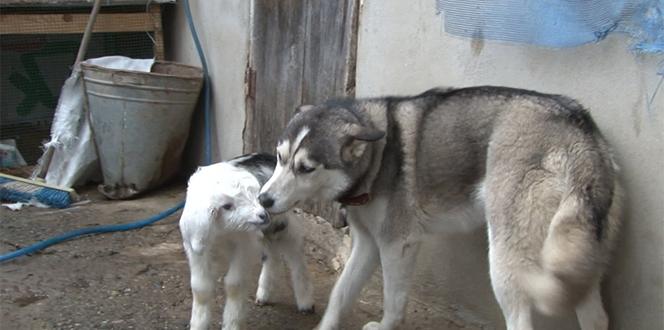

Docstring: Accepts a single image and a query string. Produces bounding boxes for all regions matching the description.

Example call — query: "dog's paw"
[362,321,382,330]
[297,305,315,315]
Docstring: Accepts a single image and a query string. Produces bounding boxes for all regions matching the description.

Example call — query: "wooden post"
[150,5,165,60]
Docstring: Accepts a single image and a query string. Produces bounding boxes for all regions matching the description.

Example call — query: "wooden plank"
[0,0,174,7]
[244,0,307,154]
[300,0,359,225]
[149,5,165,60]
[0,12,156,34]
[301,0,359,102]
[244,0,359,224]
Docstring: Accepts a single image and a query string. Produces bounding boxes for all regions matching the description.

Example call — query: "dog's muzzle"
[258,193,275,208]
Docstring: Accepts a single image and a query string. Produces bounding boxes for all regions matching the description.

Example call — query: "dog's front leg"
[318,222,379,330]
[363,239,421,330]
[222,243,256,330]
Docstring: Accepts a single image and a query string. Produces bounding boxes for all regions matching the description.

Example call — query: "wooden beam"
[0,0,174,7]
[0,12,156,35]
[149,5,165,60]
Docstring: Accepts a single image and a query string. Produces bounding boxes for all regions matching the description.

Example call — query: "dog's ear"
[294,104,315,116]
[347,124,385,141]
[342,124,385,162]
[342,140,369,162]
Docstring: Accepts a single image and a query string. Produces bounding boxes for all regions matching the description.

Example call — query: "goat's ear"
[294,104,315,116]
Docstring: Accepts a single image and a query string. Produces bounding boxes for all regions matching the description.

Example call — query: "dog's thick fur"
[258,87,622,330]
[180,154,313,330]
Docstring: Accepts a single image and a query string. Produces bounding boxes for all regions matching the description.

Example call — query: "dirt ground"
[0,182,466,330]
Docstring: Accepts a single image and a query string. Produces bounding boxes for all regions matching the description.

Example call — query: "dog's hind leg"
[255,246,278,306]
[277,229,314,313]
[491,277,533,330]
[489,241,534,330]
[187,250,220,330]
[222,243,257,330]
[318,221,379,330]
[575,283,608,330]
[363,238,421,330]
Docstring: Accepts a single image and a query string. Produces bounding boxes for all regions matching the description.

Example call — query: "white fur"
[180,162,313,330]
[292,127,310,155]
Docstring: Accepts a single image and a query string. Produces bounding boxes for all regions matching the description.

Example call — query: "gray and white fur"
[258,87,622,330]
[180,153,314,330]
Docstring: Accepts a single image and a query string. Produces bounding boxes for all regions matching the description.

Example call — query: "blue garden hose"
[0,0,210,263]
[184,0,212,166]
[0,203,184,263]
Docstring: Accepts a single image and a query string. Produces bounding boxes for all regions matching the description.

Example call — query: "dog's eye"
[222,203,233,210]
[298,164,316,174]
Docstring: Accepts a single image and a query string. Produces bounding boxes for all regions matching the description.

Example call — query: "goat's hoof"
[298,305,315,314]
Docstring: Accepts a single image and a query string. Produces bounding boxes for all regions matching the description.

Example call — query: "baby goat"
[179,153,314,330]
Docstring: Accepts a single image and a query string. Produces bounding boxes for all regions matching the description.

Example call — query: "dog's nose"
[258,193,274,208]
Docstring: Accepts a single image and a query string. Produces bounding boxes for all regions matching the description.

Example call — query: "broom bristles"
[0,174,75,208]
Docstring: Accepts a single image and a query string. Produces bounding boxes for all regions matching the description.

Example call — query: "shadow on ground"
[0,183,480,329]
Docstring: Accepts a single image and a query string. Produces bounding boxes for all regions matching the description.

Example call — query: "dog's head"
[258,102,384,213]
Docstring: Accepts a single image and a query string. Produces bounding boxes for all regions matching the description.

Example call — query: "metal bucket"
[81,61,203,199]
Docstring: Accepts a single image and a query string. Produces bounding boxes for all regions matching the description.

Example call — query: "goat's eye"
[298,164,316,174]
[222,203,233,210]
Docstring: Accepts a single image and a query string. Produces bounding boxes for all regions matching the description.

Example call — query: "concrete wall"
[164,0,251,165]
[355,0,663,329]
[164,1,662,328]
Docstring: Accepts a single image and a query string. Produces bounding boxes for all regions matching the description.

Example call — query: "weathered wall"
[164,0,250,165]
[355,0,663,329]
[164,0,662,328]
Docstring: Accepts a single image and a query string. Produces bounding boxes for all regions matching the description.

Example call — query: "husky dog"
[180,153,314,330]
[258,87,622,330]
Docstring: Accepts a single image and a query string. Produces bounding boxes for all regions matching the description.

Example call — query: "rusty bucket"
[81,61,203,199]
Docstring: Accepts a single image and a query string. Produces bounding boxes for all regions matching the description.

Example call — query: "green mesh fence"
[1,7,157,165]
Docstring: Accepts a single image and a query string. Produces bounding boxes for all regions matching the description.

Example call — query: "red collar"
[338,193,371,206]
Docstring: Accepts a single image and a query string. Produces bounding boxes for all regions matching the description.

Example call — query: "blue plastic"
[437,0,664,53]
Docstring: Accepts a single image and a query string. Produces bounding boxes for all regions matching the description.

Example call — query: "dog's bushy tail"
[522,154,621,315]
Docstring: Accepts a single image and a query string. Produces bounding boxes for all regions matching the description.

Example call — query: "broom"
[0,173,78,208]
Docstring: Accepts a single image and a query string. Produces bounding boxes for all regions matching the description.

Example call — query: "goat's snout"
[258,211,269,225]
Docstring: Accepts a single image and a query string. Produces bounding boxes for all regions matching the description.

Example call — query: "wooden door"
[244,0,359,224]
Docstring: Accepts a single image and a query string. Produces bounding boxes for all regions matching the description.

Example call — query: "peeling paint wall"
[356,0,663,329]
